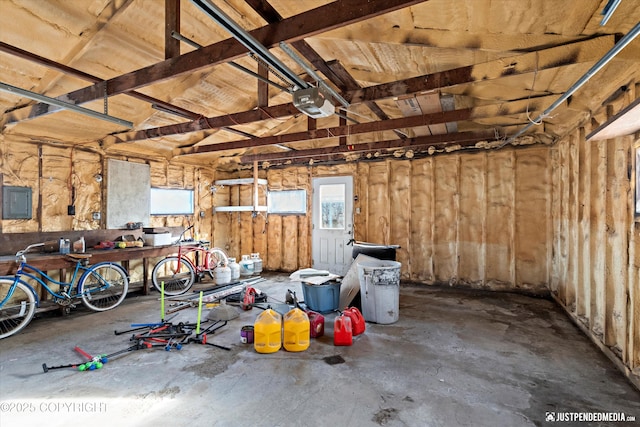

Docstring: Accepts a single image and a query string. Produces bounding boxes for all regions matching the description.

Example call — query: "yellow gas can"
[283,307,310,352]
[254,308,282,353]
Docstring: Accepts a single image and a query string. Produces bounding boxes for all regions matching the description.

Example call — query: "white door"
[312,176,353,276]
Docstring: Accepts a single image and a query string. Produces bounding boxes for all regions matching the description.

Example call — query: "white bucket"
[357,260,401,324]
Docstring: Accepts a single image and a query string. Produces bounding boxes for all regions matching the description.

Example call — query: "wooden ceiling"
[1,0,639,170]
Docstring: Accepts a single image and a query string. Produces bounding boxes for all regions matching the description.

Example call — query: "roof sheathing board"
[1,0,639,166]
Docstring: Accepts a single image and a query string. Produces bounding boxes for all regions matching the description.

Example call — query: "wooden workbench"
[0,245,180,296]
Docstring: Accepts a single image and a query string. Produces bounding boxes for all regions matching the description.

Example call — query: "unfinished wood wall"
[353,148,551,294]
[213,165,356,270]
[0,141,214,283]
[550,87,640,386]
[215,148,551,295]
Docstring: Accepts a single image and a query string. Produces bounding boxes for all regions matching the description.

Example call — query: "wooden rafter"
[175,109,473,155]
[164,0,180,59]
[102,103,301,147]
[0,41,200,121]
[7,0,426,122]
[244,0,283,24]
[239,130,498,163]
[343,36,614,104]
[100,35,613,147]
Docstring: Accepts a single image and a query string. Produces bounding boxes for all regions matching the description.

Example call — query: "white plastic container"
[214,265,232,285]
[251,253,263,275]
[228,257,240,281]
[357,260,401,324]
[239,255,254,276]
[143,233,172,246]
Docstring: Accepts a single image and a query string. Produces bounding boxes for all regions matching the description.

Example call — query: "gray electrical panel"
[2,186,32,219]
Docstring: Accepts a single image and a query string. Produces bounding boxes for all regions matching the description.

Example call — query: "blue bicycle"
[0,243,129,339]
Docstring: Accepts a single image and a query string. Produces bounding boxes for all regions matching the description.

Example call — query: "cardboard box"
[143,233,172,247]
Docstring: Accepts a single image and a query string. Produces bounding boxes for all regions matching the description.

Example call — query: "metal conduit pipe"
[190,0,310,90]
[170,30,201,50]
[170,31,292,93]
[504,21,640,146]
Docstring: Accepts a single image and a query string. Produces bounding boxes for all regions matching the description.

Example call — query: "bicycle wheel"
[79,262,129,311]
[204,251,216,280]
[0,279,37,339]
[206,248,228,280]
[151,256,195,296]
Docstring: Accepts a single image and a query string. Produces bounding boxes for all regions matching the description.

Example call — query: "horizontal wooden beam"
[343,35,615,103]
[102,103,301,147]
[10,0,426,122]
[174,109,473,156]
[240,130,498,163]
[101,36,612,146]
[0,41,201,122]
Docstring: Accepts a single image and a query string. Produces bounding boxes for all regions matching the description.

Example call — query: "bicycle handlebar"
[172,225,195,245]
[15,242,46,259]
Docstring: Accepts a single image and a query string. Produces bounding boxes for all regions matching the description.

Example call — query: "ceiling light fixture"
[0,82,133,128]
[151,103,197,120]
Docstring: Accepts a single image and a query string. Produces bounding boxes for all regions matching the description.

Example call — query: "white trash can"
[357,260,401,324]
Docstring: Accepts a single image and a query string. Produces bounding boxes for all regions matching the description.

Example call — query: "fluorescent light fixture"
[151,103,196,120]
[0,82,133,128]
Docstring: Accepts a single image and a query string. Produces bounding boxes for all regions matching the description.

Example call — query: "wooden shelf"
[215,206,268,212]
[214,178,267,186]
[213,175,268,213]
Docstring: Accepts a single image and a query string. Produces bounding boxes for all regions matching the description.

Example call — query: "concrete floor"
[1,273,638,427]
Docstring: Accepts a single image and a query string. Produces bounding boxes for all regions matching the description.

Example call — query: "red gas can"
[333,314,353,346]
[307,310,325,338]
[344,307,366,336]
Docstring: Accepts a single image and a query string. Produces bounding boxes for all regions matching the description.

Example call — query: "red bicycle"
[150,226,228,295]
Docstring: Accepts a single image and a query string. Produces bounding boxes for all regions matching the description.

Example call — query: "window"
[319,183,345,229]
[267,189,307,214]
[150,188,194,215]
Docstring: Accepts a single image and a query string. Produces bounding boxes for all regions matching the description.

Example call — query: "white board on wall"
[106,159,150,229]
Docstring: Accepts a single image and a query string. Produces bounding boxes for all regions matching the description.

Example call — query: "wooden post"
[253,161,259,211]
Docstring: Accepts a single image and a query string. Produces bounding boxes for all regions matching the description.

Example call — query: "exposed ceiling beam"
[99,35,612,146]
[343,35,614,104]
[243,4,389,141]
[174,109,473,155]
[165,0,181,59]
[9,0,426,122]
[0,41,201,121]
[240,130,498,163]
[0,82,133,128]
[102,103,301,148]
[324,59,405,139]
[0,0,136,123]
[243,0,282,24]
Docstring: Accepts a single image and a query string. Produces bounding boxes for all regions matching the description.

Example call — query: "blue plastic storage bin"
[301,281,341,313]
